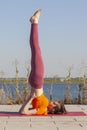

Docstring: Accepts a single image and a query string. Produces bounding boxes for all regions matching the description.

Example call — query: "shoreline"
[0,77,86,84]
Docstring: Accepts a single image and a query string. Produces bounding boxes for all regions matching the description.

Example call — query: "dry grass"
[0,83,29,105]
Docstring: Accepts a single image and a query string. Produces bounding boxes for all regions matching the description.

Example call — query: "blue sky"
[0,0,87,78]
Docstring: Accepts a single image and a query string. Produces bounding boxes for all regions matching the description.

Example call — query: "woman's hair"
[48,102,67,114]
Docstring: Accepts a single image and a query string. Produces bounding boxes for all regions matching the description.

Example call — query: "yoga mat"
[0,111,86,116]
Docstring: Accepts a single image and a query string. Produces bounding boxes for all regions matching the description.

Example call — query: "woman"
[19,9,67,115]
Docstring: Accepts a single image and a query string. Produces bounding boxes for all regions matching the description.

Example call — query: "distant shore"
[0,77,86,84]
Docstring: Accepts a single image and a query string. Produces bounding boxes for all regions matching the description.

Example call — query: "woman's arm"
[21,108,37,115]
[19,88,35,113]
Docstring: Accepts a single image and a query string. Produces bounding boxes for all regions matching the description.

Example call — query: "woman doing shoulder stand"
[19,9,67,115]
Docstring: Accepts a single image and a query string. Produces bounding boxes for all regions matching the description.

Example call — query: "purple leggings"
[28,24,44,89]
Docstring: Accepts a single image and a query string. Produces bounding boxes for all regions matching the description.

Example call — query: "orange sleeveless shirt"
[32,93,49,115]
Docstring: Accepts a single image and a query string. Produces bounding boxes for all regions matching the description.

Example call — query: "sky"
[0,0,87,78]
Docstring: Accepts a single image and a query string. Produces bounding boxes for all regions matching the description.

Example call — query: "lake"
[0,83,82,104]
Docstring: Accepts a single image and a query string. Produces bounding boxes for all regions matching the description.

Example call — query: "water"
[0,83,82,103]
[44,83,82,101]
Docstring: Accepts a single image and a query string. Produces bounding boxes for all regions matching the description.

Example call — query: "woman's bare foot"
[30,9,42,23]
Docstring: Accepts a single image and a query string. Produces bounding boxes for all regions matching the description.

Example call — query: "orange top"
[32,93,49,115]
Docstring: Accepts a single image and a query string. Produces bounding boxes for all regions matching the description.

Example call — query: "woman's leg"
[19,9,44,114]
[29,9,44,89]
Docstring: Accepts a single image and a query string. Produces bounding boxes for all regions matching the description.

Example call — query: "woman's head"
[47,101,67,114]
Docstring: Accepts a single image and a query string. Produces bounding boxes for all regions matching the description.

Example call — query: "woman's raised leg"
[29,9,44,89]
